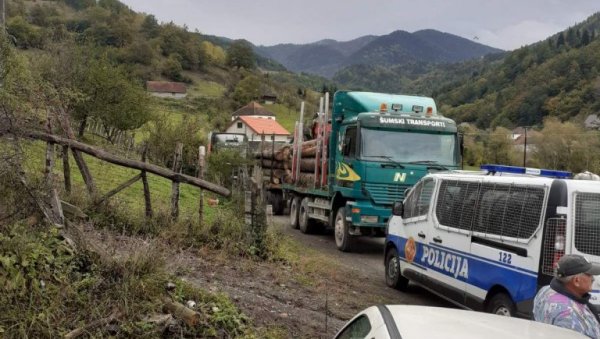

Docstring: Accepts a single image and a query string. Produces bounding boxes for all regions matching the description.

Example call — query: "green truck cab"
[286,91,460,252]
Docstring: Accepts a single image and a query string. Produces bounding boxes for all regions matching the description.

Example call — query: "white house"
[225,116,290,143]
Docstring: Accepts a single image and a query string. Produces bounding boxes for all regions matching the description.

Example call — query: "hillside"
[430,12,600,128]
[256,29,502,77]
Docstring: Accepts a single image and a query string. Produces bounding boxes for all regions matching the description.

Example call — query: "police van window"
[404,179,433,219]
[436,180,479,231]
[342,126,357,158]
[574,192,600,256]
[416,179,435,216]
[472,183,545,239]
[336,315,371,339]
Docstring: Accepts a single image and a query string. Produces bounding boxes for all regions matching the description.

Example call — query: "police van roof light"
[480,164,572,178]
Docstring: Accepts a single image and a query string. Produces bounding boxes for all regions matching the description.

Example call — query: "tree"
[226,40,255,69]
[72,57,152,142]
[483,127,518,165]
[7,16,44,49]
[63,0,96,10]
[141,14,160,38]
[582,30,591,46]
[532,117,599,172]
[232,75,261,107]
[161,54,184,81]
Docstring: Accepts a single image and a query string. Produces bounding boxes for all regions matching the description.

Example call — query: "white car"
[334,305,587,339]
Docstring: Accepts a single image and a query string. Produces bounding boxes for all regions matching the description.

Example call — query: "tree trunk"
[77,116,87,138]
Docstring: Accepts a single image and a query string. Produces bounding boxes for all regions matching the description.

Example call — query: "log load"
[254,139,327,186]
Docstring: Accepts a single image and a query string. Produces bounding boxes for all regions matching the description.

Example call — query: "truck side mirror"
[392,201,404,217]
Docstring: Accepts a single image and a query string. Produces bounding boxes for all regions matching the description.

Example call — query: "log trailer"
[282,91,462,252]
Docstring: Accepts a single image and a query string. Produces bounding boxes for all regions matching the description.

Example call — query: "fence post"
[170,142,183,219]
[62,145,71,194]
[44,110,64,226]
[141,144,152,218]
[197,146,206,227]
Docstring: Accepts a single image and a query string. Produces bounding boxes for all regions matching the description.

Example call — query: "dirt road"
[173,216,453,338]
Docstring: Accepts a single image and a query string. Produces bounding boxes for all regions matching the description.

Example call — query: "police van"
[384,165,600,317]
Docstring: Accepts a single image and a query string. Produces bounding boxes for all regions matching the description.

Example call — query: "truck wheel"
[299,198,316,234]
[289,196,300,229]
[334,207,354,252]
[385,247,409,291]
[486,293,515,317]
[271,191,285,215]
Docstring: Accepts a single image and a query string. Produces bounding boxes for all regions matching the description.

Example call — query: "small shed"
[226,116,290,143]
[146,81,187,99]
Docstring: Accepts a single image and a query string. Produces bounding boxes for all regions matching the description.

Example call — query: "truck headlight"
[361,215,378,224]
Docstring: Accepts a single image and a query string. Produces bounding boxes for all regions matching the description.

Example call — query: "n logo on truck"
[393,172,407,183]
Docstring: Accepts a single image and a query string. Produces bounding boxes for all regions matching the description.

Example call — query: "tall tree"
[226,40,255,69]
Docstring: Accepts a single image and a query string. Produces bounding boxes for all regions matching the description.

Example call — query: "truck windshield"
[360,128,457,165]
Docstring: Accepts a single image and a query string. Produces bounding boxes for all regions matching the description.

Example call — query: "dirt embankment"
[170,217,452,338]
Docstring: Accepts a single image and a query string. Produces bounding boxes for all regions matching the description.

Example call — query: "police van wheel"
[486,293,515,317]
[385,247,409,291]
[289,196,300,229]
[299,198,316,234]
[334,207,354,252]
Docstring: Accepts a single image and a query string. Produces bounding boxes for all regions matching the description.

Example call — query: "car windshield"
[360,128,457,165]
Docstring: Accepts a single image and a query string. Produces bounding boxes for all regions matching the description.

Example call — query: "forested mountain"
[256,29,502,77]
[431,12,600,129]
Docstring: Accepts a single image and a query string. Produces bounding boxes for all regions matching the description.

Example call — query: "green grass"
[22,141,216,222]
[268,103,300,133]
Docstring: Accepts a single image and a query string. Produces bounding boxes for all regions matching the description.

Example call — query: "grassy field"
[267,103,300,133]
[21,141,217,224]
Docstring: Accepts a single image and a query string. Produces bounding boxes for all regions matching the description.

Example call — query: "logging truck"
[260,91,461,252]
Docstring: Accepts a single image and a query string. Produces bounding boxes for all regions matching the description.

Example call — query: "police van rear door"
[569,181,600,306]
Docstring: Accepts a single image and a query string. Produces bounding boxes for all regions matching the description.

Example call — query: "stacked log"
[254,140,323,186]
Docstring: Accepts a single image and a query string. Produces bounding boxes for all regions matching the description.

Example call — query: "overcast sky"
[119,0,600,50]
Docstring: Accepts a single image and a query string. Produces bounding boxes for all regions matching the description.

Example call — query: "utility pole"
[523,127,529,167]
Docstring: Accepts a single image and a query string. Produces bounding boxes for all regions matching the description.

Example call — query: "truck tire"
[289,196,300,229]
[299,197,316,234]
[486,292,515,317]
[271,191,285,215]
[385,247,409,291]
[334,207,354,252]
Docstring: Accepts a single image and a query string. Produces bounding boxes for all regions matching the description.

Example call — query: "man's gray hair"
[557,275,576,283]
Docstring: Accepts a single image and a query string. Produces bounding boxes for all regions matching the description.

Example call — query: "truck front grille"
[363,182,411,205]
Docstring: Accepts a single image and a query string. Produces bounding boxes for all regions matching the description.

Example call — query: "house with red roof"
[146,81,187,99]
[225,116,290,142]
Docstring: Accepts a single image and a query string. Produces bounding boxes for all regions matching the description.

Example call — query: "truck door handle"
[418,232,426,239]
[433,236,443,243]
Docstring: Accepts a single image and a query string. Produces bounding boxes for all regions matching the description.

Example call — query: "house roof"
[232,101,275,117]
[233,116,290,135]
[146,81,187,94]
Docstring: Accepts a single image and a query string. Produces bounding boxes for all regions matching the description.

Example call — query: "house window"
[237,122,243,129]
